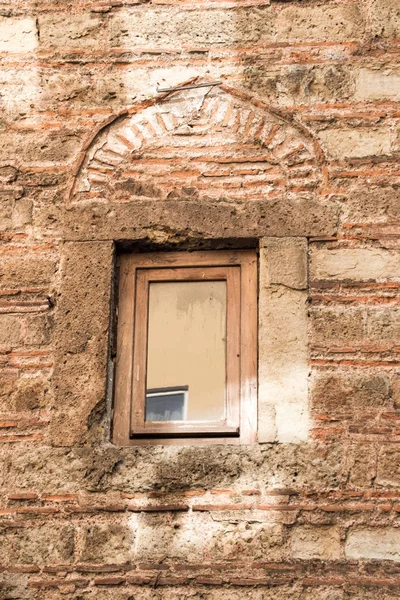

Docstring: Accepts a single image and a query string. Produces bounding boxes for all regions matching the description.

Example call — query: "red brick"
[126,504,189,512]
[75,563,132,573]
[42,494,78,502]
[8,565,40,573]
[126,575,153,585]
[192,504,253,511]
[17,506,59,514]
[8,492,39,500]
[230,577,293,586]
[93,577,126,586]
[196,577,224,585]
[302,577,345,586]
[30,578,89,588]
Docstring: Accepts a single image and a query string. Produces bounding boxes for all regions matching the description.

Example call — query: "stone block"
[354,68,400,102]
[0,131,82,164]
[0,190,24,232]
[79,523,134,563]
[130,512,218,562]
[311,372,391,415]
[370,0,400,39]
[130,512,284,562]
[109,7,274,49]
[12,198,33,228]
[310,248,400,281]
[0,371,18,411]
[310,307,400,346]
[51,241,113,446]
[9,446,87,493]
[8,441,344,495]
[1,375,48,413]
[120,64,211,104]
[318,127,391,159]
[36,197,340,241]
[346,528,400,561]
[38,13,104,49]
[267,442,343,491]
[0,166,17,184]
[21,315,52,347]
[259,242,309,444]
[0,67,41,121]
[212,521,284,561]
[392,374,400,410]
[274,3,364,43]
[261,238,307,290]
[346,443,377,488]
[0,254,57,288]
[244,63,355,107]
[288,525,342,560]
[0,17,37,53]
[0,524,74,564]
[14,379,48,411]
[54,242,113,355]
[40,69,95,106]
[344,187,400,224]
[0,315,21,346]
[0,197,12,231]
[367,308,400,342]
[377,445,400,487]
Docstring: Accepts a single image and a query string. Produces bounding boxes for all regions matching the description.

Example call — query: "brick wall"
[1,0,400,598]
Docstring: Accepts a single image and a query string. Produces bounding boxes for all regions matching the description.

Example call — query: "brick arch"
[72,82,324,202]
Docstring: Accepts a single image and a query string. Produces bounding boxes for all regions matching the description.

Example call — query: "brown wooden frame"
[112,250,257,446]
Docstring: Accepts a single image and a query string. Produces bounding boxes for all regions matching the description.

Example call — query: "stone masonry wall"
[0,0,400,598]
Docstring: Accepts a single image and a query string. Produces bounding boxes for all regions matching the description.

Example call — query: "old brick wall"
[1,0,400,598]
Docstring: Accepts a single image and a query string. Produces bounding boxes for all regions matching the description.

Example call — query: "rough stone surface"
[289,525,342,560]
[262,237,307,290]
[109,8,275,48]
[258,241,308,444]
[0,131,82,164]
[37,197,340,240]
[39,14,105,49]
[377,445,400,488]
[0,252,57,286]
[310,248,400,281]
[318,127,392,159]
[51,241,113,446]
[78,523,134,563]
[0,524,75,564]
[0,17,37,53]
[274,4,364,43]
[0,0,399,597]
[370,0,400,38]
[346,529,400,562]
[354,69,400,102]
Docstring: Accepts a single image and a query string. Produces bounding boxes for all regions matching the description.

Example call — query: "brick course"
[1,0,400,598]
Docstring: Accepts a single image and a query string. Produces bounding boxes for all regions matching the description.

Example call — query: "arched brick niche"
[72,81,324,204]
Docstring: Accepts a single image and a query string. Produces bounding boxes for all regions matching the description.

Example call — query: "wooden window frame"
[112,250,257,446]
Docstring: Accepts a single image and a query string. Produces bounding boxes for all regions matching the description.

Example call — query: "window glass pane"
[145,388,187,421]
[146,280,226,422]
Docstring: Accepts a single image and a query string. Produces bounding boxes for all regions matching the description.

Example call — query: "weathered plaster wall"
[0,0,400,598]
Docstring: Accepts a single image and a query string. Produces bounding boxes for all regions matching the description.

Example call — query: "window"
[112,250,257,445]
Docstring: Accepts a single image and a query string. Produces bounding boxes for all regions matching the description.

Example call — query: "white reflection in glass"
[145,281,226,422]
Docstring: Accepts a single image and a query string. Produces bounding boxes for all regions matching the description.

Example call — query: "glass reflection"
[145,281,226,422]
